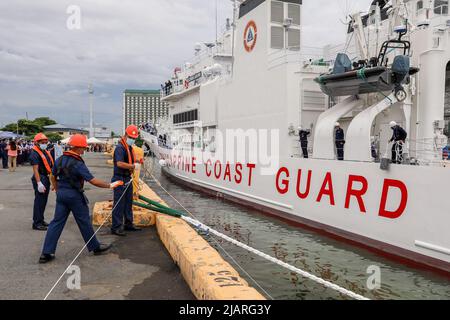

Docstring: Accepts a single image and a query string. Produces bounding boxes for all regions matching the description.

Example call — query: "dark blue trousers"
[42,189,100,254]
[111,176,133,231]
[336,141,345,161]
[32,175,50,227]
[1,151,8,168]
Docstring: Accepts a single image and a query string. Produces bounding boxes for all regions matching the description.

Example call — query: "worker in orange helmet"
[111,125,141,236]
[30,133,54,231]
[39,134,124,263]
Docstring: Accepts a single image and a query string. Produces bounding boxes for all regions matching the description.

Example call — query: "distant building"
[123,89,168,132]
[43,124,89,139]
[81,125,112,142]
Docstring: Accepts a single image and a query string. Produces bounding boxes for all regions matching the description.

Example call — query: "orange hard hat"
[69,134,88,148]
[126,125,139,139]
[34,133,48,143]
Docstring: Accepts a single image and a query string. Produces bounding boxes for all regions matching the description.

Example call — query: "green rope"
[139,195,170,210]
[133,194,186,218]
[357,67,393,104]
[315,76,325,84]
[133,200,184,218]
[356,68,367,80]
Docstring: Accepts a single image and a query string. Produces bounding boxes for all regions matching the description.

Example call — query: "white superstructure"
[142,0,450,274]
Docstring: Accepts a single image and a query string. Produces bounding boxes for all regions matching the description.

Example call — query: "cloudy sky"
[0,0,372,132]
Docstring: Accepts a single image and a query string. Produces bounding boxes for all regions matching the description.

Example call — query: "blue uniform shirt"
[52,155,94,190]
[113,143,134,177]
[30,149,53,176]
[335,128,345,142]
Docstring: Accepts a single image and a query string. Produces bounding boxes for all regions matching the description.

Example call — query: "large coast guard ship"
[141,0,450,274]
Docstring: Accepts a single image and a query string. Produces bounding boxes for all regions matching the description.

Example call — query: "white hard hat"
[159,159,167,167]
[389,121,397,127]
[335,122,340,127]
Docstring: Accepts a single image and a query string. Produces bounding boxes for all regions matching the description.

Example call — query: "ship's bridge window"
[271,1,284,24]
[287,3,300,26]
[287,29,300,50]
[417,0,424,11]
[435,0,449,15]
[271,26,284,49]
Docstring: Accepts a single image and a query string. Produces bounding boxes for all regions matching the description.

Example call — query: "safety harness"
[119,137,135,173]
[32,145,54,175]
[55,151,89,204]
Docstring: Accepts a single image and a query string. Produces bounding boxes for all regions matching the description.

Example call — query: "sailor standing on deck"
[111,125,142,236]
[335,122,345,161]
[389,121,407,164]
[298,126,310,159]
[39,134,123,263]
[30,133,54,231]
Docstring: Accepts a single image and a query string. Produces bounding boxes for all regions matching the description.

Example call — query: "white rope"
[149,171,369,301]
[44,179,134,300]
[182,216,369,301]
[149,172,275,300]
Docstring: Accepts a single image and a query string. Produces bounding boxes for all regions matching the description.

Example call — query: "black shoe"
[93,244,112,256]
[33,225,48,231]
[39,254,55,264]
[42,221,49,227]
[124,225,142,232]
[111,229,126,237]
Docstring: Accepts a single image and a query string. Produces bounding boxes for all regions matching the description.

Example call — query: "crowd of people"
[0,138,110,173]
[0,139,36,171]
[87,144,108,153]
[161,80,173,96]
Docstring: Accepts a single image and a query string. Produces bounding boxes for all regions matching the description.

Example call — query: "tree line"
[1,117,63,142]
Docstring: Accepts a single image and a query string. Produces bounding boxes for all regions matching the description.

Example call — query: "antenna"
[215,0,218,44]
[88,83,94,138]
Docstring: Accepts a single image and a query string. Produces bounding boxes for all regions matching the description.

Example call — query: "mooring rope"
[182,215,369,301]
[148,170,369,301]
[44,179,134,300]
[149,172,275,300]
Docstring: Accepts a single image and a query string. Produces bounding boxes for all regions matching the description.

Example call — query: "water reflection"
[144,165,450,300]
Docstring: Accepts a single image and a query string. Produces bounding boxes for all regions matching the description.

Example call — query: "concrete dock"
[0,153,194,300]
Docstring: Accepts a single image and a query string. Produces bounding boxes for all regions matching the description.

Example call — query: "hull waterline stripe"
[174,174,294,210]
[415,241,450,256]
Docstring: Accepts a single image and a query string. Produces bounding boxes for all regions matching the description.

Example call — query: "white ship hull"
[139,0,450,274]
[143,131,450,273]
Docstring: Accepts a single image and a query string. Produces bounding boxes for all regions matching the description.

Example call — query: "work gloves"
[133,163,141,172]
[110,181,124,189]
[37,181,46,193]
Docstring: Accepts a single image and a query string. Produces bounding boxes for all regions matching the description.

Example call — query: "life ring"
[184,80,189,89]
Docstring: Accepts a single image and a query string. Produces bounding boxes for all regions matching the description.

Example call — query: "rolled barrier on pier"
[93,200,156,227]
[138,182,266,300]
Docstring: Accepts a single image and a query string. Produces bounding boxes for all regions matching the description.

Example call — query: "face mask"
[39,144,48,150]
[126,138,135,146]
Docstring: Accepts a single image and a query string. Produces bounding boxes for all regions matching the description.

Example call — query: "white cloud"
[0,0,372,131]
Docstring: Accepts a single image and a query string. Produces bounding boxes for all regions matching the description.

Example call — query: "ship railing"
[268,47,331,69]
[292,138,450,167]
[161,73,206,99]
[173,120,202,129]
[434,4,449,16]
[432,4,450,27]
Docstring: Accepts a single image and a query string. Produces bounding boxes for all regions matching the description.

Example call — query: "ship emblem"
[244,20,257,53]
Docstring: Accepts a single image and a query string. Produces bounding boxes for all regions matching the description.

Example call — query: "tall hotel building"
[123,89,168,132]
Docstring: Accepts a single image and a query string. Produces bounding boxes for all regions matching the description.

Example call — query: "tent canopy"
[87,137,106,144]
[0,131,24,140]
[60,137,71,144]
